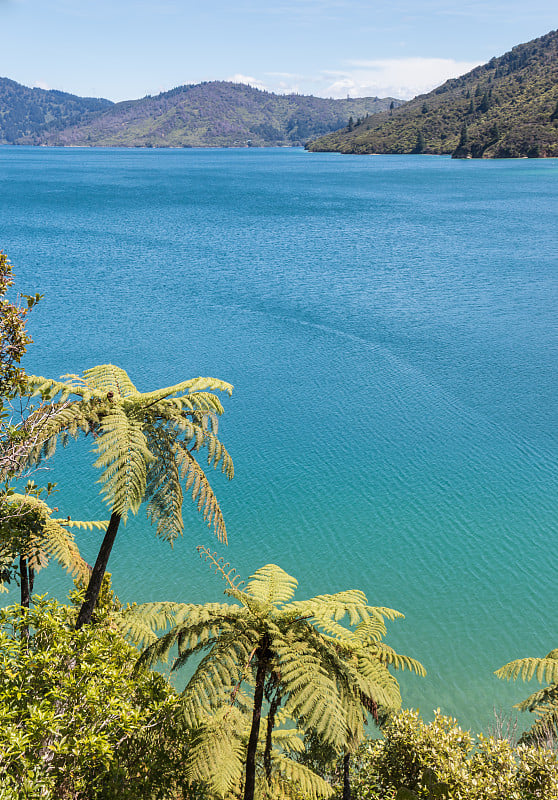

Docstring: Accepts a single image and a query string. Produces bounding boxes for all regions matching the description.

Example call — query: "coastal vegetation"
[2,249,558,799]
[306,29,558,158]
[0,80,399,148]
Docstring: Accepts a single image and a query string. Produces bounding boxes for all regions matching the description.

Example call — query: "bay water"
[1,146,557,732]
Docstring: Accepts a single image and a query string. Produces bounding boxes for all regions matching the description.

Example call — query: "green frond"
[277,645,349,748]
[185,708,245,798]
[144,427,184,542]
[53,518,109,531]
[139,376,233,406]
[516,683,558,713]
[368,643,427,676]
[173,442,229,542]
[82,364,138,398]
[116,601,192,647]
[495,656,558,685]
[271,752,335,800]
[40,519,92,583]
[94,410,154,518]
[17,403,96,471]
[24,374,91,401]
[245,564,298,605]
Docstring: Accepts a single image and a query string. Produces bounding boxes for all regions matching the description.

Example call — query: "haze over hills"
[307,29,558,158]
[0,80,401,148]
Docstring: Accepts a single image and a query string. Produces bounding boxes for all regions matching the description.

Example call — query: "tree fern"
[13,364,233,626]
[0,492,104,606]
[496,649,558,743]
[138,550,425,800]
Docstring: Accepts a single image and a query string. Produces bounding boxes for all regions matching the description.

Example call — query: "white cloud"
[227,73,268,91]
[32,80,51,91]
[320,57,481,100]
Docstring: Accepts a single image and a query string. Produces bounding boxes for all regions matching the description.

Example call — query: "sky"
[0,0,556,102]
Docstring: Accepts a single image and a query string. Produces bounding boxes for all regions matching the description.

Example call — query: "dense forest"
[0,80,400,148]
[0,78,112,144]
[306,29,558,158]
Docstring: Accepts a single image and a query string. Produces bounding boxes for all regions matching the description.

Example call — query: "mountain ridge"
[306,29,558,158]
[0,79,401,148]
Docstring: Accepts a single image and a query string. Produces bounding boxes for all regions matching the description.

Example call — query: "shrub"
[348,709,558,800]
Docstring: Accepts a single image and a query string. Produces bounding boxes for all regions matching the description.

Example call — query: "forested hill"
[306,29,558,158]
[0,78,113,144]
[22,82,400,148]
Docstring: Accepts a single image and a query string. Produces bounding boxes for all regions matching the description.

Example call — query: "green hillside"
[0,78,113,144]
[307,29,558,158]
[31,82,400,148]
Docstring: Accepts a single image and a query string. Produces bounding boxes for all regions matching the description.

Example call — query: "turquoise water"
[1,146,557,731]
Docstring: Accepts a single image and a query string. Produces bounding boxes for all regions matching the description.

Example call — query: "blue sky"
[1,0,556,101]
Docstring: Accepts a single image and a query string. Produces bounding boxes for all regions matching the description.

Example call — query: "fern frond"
[139,376,233,406]
[496,656,558,685]
[277,643,348,748]
[245,564,298,605]
[82,364,139,398]
[94,410,154,519]
[39,519,91,583]
[143,426,184,542]
[53,518,109,531]
[271,752,335,800]
[185,708,244,798]
[173,442,228,542]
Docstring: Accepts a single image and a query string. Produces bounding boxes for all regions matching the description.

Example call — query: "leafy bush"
[0,598,198,800]
[348,709,558,800]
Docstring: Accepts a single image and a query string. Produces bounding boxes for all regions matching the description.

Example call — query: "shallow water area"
[1,146,557,732]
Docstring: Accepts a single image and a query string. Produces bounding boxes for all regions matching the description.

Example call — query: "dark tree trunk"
[20,555,30,608]
[343,752,351,800]
[244,637,269,800]
[264,690,281,784]
[75,511,121,629]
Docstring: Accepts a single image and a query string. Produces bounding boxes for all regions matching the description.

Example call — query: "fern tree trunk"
[244,636,270,800]
[343,752,351,800]
[19,555,30,608]
[75,512,121,629]
[264,690,281,784]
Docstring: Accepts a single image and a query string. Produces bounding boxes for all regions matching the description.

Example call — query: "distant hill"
[14,82,401,148]
[307,30,558,158]
[0,78,113,144]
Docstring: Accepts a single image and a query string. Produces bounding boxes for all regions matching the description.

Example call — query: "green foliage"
[347,709,558,800]
[137,551,424,798]
[0,251,40,399]
[496,649,558,746]
[0,489,104,595]
[19,364,234,541]
[0,597,195,800]
[15,81,400,148]
[307,29,558,158]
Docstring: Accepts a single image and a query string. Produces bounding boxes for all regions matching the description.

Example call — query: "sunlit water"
[1,146,557,732]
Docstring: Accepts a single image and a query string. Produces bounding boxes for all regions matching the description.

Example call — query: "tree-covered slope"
[33,82,400,148]
[0,78,113,144]
[306,29,558,158]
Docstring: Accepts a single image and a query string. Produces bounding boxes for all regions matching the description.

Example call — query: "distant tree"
[551,100,558,122]
[458,123,468,148]
[347,116,354,132]
[421,103,428,114]
[389,101,395,114]
[411,130,426,154]
[468,98,475,114]
[479,92,490,113]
